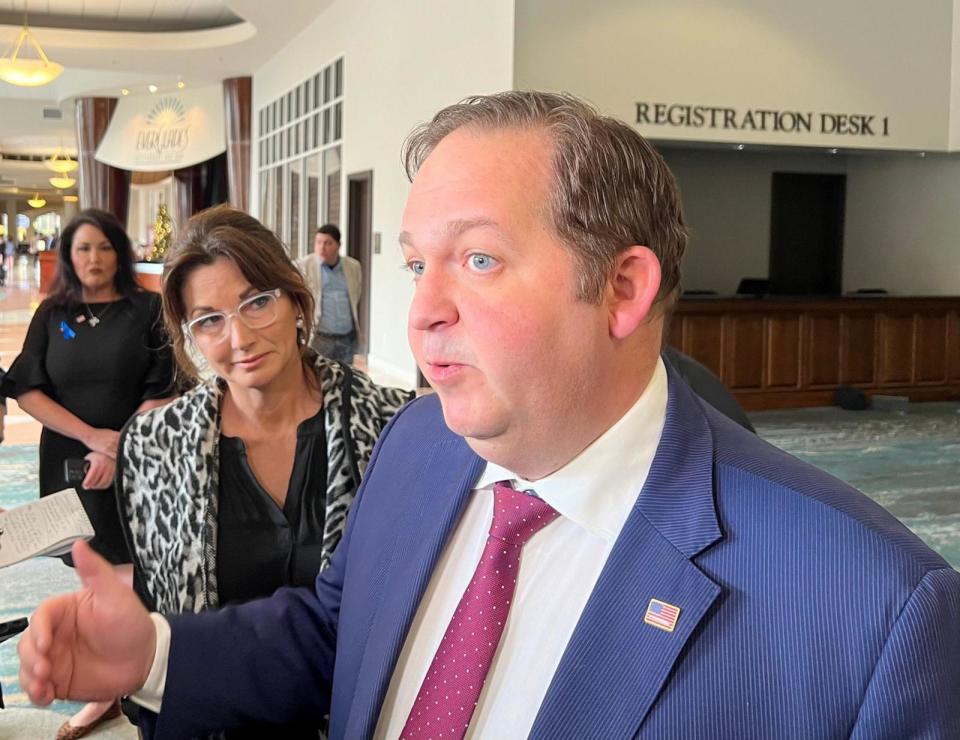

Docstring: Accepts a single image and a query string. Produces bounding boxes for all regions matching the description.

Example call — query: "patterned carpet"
[0,402,957,723]
[751,402,960,568]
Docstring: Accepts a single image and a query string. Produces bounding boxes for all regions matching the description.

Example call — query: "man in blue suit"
[20,91,960,738]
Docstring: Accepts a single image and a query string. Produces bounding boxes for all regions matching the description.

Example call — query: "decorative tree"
[149,202,173,262]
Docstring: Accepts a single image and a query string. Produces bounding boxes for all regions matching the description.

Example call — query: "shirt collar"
[475,358,668,542]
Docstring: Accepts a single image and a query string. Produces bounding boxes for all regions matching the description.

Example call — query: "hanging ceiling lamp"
[0,8,63,88]
[49,175,75,189]
[26,192,45,208]
[44,147,77,173]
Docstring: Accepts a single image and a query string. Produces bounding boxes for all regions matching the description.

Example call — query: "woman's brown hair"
[162,204,315,382]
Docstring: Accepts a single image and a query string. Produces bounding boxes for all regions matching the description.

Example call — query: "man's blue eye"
[408,261,425,276]
[468,254,496,271]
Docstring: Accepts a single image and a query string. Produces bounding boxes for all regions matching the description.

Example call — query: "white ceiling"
[0,0,331,201]
[0,1,240,32]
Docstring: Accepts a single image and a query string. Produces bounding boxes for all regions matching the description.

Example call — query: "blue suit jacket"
[149,368,960,739]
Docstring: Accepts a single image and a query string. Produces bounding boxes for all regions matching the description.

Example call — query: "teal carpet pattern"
[1,402,958,714]
[750,402,960,569]
[1,445,81,717]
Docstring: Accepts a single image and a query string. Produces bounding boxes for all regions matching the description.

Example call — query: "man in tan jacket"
[296,224,362,364]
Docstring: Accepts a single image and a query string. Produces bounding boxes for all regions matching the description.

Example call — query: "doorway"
[346,170,373,356]
[769,172,846,296]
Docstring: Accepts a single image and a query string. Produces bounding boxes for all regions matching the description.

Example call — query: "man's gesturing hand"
[18,540,156,705]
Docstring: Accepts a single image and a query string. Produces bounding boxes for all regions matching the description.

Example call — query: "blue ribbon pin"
[59,320,77,340]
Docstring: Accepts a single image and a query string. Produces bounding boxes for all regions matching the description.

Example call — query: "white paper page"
[0,489,95,569]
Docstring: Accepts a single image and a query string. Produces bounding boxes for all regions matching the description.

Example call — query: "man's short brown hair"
[402,91,687,305]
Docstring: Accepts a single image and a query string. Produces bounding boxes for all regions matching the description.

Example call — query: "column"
[6,198,18,243]
[75,97,130,221]
[61,199,78,224]
[223,77,252,212]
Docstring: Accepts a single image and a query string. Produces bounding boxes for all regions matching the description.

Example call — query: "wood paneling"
[725,315,764,389]
[877,314,914,385]
[667,318,683,350]
[806,316,841,387]
[670,296,960,409]
[38,251,56,294]
[948,312,960,382]
[841,314,876,385]
[766,315,801,388]
[684,317,724,378]
[915,314,948,383]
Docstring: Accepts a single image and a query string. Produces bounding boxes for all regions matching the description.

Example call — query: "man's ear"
[606,246,661,340]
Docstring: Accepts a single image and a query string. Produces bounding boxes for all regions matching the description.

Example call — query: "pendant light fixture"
[26,193,46,208]
[0,6,63,87]
[44,147,77,174]
[49,175,75,189]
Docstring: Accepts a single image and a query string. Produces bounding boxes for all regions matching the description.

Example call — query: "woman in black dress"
[1,209,175,737]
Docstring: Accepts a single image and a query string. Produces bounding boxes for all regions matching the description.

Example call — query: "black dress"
[214,407,328,739]
[1,291,174,564]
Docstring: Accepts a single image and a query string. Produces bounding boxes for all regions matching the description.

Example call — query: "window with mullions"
[256,57,344,247]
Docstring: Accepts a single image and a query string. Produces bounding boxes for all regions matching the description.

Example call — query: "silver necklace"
[84,302,113,327]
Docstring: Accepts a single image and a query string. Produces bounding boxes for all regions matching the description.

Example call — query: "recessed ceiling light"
[121,88,129,96]
[148,84,158,93]
[177,77,185,89]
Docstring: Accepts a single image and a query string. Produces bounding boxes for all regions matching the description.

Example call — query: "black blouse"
[216,407,328,606]
[1,291,173,564]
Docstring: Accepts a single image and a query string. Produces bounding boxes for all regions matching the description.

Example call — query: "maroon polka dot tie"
[399,481,560,739]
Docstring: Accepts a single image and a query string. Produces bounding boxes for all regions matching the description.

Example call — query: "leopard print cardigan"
[115,356,412,614]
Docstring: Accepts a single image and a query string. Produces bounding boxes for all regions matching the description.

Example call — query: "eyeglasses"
[185,289,282,344]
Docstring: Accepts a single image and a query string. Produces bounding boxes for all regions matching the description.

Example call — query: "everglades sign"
[636,102,890,138]
[96,85,226,172]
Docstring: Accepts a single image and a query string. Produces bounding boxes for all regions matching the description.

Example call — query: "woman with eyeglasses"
[114,205,411,738]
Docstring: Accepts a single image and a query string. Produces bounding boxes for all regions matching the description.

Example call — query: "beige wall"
[663,148,847,295]
[845,153,960,295]
[252,0,515,386]
[515,0,955,151]
[664,147,960,296]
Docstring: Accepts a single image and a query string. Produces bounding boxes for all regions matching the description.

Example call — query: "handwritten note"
[0,489,95,568]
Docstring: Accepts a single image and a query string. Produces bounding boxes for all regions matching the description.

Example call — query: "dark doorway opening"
[346,170,373,357]
[769,172,846,296]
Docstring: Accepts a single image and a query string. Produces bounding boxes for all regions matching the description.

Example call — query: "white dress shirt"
[374,359,668,738]
[135,359,669,737]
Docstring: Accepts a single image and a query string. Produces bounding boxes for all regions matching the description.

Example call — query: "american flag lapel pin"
[644,598,681,632]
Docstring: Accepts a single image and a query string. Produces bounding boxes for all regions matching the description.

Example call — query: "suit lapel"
[531,371,724,739]
[344,432,484,739]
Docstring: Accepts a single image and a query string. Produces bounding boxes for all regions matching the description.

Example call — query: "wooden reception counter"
[134,262,163,292]
[667,296,960,410]
[39,257,164,294]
